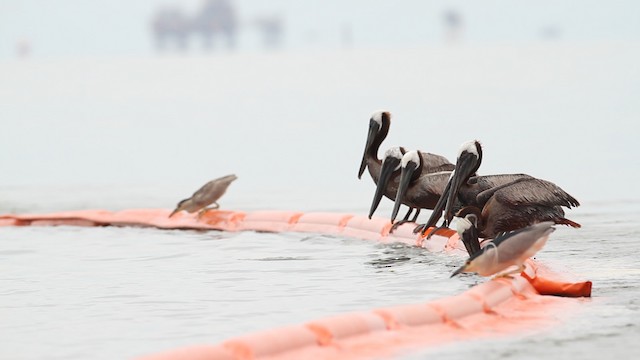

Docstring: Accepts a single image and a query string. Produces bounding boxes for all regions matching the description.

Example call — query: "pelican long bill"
[368,151,401,219]
[358,118,381,179]
[391,157,417,223]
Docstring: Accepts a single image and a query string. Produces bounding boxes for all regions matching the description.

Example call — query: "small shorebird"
[169,174,237,218]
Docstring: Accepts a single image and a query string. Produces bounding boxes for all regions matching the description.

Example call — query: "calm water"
[1,195,639,359]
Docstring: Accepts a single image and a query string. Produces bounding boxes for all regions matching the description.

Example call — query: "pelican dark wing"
[420,152,455,173]
[421,140,580,239]
[476,178,581,237]
[480,178,580,209]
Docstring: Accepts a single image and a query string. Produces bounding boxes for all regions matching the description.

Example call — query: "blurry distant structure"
[15,38,31,58]
[443,9,463,43]
[540,25,562,40]
[341,23,353,49]
[152,0,237,51]
[152,7,191,50]
[152,0,285,52]
[193,0,238,49]
[252,15,283,49]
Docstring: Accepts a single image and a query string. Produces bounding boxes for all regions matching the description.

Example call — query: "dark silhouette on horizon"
[152,0,237,51]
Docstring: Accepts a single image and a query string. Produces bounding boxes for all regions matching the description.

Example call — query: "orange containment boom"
[0,208,592,359]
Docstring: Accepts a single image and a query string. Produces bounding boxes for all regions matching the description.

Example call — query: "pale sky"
[1,0,639,59]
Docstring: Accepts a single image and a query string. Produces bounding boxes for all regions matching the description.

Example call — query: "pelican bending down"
[421,140,580,251]
[357,111,412,220]
[378,150,453,228]
[414,140,530,235]
[368,147,454,223]
[451,217,555,278]
[169,174,238,218]
[368,146,409,219]
[359,111,454,221]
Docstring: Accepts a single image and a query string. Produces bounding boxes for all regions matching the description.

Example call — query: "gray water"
[1,197,639,359]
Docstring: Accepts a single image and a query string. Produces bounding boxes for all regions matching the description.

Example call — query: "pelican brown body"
[454,176,581,239]
[422,141,580,244]
[407,141,531,240]
[169,174,238,218]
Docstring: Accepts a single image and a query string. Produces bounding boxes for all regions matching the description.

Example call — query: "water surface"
[1,198,639,359]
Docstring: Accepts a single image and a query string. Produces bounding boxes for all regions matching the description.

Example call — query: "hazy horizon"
[1,0,639,59]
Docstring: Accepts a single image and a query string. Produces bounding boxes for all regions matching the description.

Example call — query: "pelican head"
[358,110,391,179]
[452,207,483,255]
[390,150,422,222]
[442,140,483,223]
[368,146,405,218]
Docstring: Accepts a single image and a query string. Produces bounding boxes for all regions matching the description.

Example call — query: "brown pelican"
[397,142,530,239]
[380,150,454,229]
[367,146,451,228]
[360,111,455,221]
[358,110,391,181]
[368,146,409,219]
[358,111,414,220]
[422,140,580,245]
[169,174,238,218]
[389,149,481,252]
[421,141,531,233]
[451,218,555,277]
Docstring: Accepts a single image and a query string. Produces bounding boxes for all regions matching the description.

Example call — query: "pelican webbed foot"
[390,208,420,233]
[423,224,451,239]
[413,223,428,234]
[390,220,409,233]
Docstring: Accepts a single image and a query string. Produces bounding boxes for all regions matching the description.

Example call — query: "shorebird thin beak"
[450,263,468,278]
